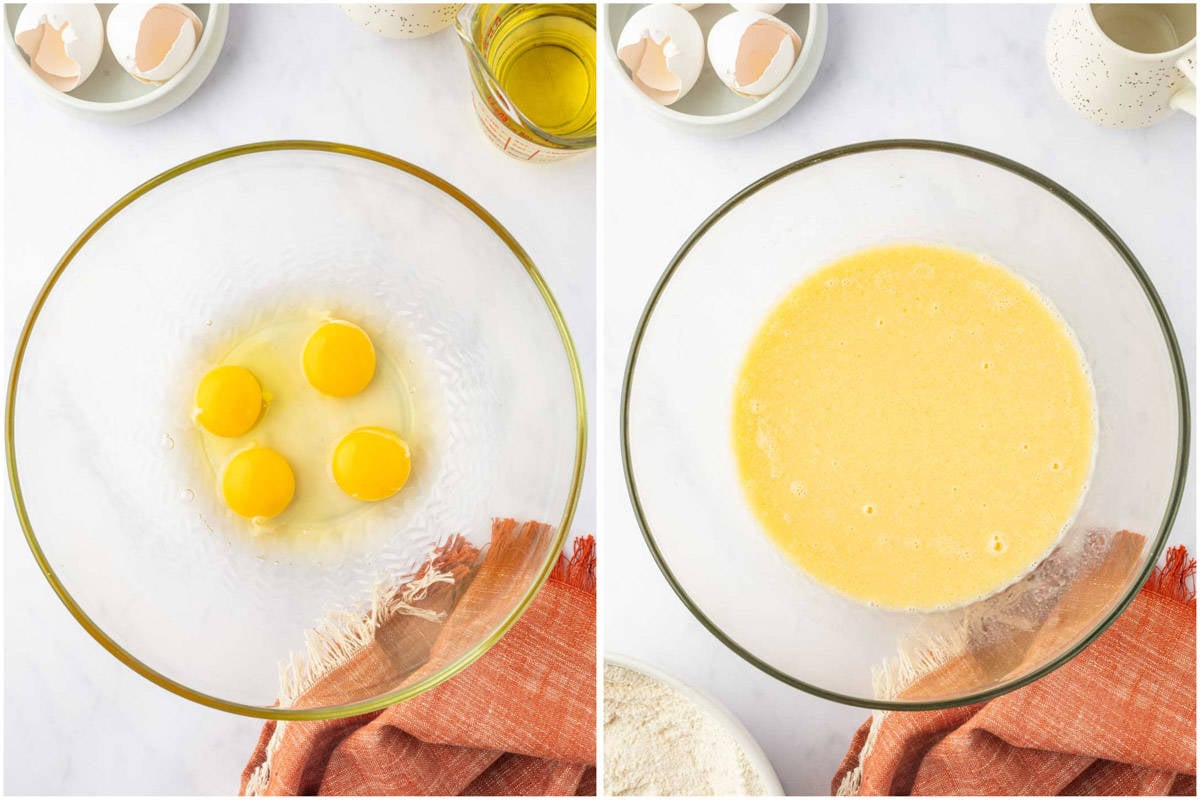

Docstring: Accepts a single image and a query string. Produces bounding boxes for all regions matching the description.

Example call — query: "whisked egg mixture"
[733,244,1097,611]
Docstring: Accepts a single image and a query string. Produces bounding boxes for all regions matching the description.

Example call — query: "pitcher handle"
[1170,52,1196,116]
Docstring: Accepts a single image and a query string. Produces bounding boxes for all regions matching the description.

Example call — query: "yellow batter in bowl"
[733,243,1097,611]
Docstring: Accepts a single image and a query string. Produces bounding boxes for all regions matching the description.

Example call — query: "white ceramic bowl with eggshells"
[603,3,828,138]
[4,3,229,125]
[606,654,784,795]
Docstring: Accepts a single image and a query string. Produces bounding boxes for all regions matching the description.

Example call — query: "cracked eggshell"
[106,3,203,84]
[617,3,705,106]
[731,3,786,13]
[340,4,462,39]
[707,10,802,98]
[14,3,104,92]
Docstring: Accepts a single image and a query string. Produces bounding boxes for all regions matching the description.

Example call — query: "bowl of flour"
[604,655,783,796]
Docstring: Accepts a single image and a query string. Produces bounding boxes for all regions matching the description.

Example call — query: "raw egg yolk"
[302,320,375,397]
[332,427,411,502]
[222,446,296,519]
[195,365,263,437]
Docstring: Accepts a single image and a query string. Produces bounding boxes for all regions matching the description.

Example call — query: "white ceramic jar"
[341,4,462,39]
[1046,3,1195,128]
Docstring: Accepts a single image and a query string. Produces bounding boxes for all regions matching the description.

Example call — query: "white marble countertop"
[603,3,1194,796]
[3,5,595,794]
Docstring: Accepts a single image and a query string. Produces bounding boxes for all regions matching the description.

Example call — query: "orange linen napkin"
[833,543,1196,796]
[241,519,596,796]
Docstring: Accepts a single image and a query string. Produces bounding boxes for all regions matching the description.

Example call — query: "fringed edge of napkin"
[869,627,969,705]
[1145,545,1196,605]
[276,538,472,708]
[835,624,970,795]
[244,534,480,796]
[835,544,1195,797]
[244,523,592,796]
[551,533,597,592]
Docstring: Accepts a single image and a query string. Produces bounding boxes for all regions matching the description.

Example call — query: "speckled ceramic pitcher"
[1047,4,1196,128]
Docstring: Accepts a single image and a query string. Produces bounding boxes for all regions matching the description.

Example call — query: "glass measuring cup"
[456,4,597,162]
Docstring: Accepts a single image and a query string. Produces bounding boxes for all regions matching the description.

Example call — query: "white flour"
[604,664,767,796]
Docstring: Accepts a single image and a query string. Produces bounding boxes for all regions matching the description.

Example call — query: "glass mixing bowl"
[623,140,1188,710]
[7,141,586,719]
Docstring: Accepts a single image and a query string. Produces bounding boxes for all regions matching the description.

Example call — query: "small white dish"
[4,3,229,125]
[603,3,827,138]
[605,653,784,795]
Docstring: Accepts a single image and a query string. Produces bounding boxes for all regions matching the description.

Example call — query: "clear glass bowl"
[622,140,1188,709]
[7,141,586,719]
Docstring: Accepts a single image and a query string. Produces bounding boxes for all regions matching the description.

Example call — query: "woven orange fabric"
[833,543,1196,796]
[241,521,596,796]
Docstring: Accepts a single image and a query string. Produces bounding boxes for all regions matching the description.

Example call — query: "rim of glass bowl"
[621,138,1190,711]
[6,140,588,721]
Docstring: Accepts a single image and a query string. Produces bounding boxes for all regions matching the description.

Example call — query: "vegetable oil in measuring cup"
[487,4,596,137]
[458,4,596,162]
